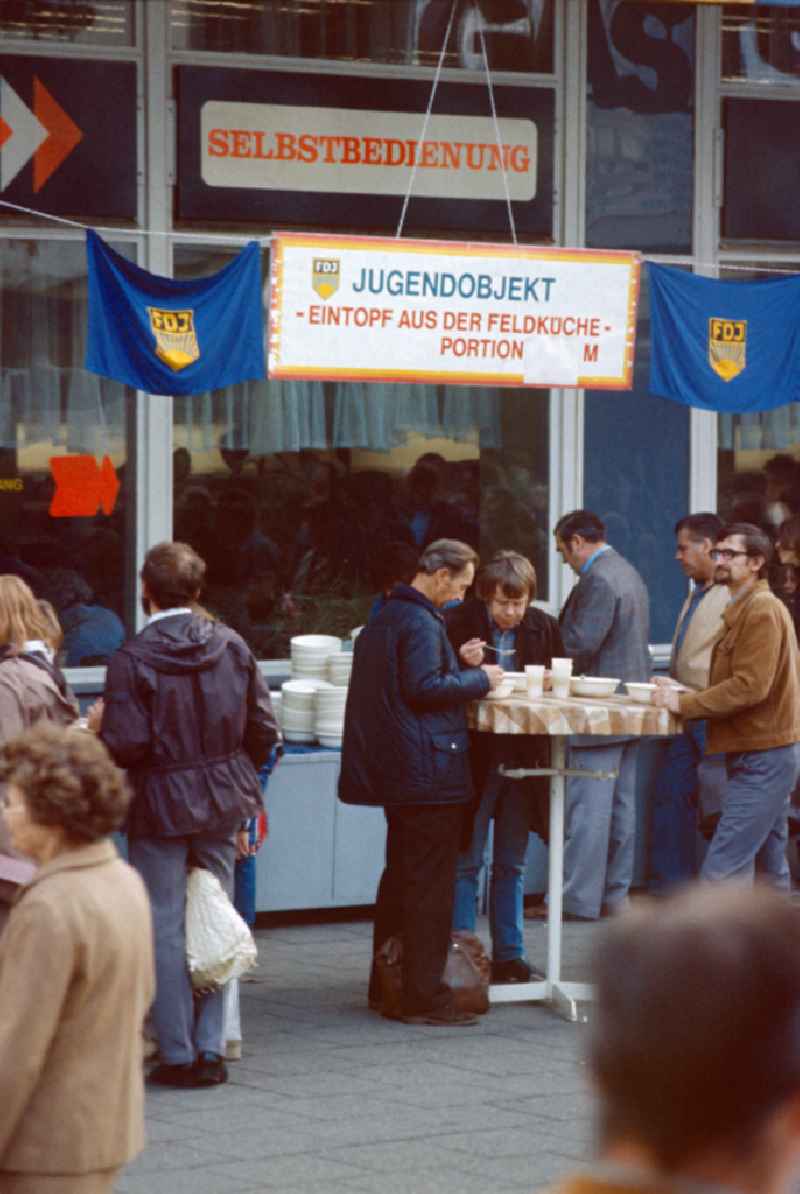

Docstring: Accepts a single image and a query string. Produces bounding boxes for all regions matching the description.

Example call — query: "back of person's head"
[555,509,606,543]
[718,521,773,577]
[476,551,537,602]
[42,567,93,613]
[589,886,800,1173]
[778,514,800,558]
[0,574,50,650]
[141,542,206,609]
[674,512,723,542]
[372,541,420,592]
[417,539,478,577]
[0,722,130,843]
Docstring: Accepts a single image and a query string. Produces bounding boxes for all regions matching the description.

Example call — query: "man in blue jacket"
[339,539,502,1026]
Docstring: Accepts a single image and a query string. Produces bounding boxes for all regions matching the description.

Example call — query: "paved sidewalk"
[118,914,599,1194]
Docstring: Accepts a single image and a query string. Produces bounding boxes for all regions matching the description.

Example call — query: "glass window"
[722,4,800,85]
[717,266,800,551]
[172,244,550,660]
[170,0,555,74]
[586,1,694,255]
[722,99,800,242]
[0,238,136,664]
[0,0,134,46]
[584,266,690,644]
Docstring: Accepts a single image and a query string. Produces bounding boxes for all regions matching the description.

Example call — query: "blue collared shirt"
[580,544,612,575]
[491,621,517,664]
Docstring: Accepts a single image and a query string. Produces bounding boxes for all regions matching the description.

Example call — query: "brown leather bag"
[375,931,490,1019]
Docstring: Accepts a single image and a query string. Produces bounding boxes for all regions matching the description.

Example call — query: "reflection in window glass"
[722,99,800,242]
[172,245,550,660]
[584,267,690,644]
[717,268,800,563]
[170,0,555,73]
[586,1,694,254]
[0,239,136,664]
[0,0,134,45]
[722,5,800,85]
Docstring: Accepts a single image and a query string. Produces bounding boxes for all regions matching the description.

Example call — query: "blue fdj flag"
[648,262,800,413]
[85,229,265,396]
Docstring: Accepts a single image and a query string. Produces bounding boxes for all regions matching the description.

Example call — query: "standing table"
[467,691,682,1021]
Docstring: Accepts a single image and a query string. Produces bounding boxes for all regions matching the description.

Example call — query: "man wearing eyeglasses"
[654,522,800,886]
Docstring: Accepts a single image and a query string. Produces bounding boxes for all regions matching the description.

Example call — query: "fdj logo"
[312,258,340,301]
[708,317,747,383]
[146,307,200,373]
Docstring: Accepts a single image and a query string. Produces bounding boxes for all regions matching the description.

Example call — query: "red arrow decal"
[33,77,83,193]
[49,455,119,518]
[0,116,11,150]
[99,454,120,515]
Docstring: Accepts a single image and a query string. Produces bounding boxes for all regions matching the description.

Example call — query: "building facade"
[1,0,798,684]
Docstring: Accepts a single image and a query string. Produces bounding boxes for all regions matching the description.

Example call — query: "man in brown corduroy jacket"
[655,521,800,886]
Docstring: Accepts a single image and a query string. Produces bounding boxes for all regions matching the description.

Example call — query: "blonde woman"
[0,576,78,915]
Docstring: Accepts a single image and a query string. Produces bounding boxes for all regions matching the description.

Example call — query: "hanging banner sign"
[648,262,800,412]
[269,234,640,389]
[85,230,265,397]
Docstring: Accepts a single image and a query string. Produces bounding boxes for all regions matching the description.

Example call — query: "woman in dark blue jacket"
[339,539,501,1025]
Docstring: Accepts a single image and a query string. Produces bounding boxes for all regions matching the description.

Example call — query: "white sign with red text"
[201,102,537,201]
[269,234,640,389]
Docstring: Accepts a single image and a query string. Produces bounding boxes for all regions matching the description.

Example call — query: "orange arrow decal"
[33,77,83,193]
[49,455,119,518]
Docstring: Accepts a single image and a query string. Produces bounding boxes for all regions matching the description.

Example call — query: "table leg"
[488,735,593,1020]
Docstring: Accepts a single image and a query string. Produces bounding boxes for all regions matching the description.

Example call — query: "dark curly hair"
[0,723,130,843]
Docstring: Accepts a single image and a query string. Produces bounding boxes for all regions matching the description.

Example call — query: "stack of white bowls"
[281,679,333,743]
[326,651,353,686]
[291,634,342,680]
[269,691,282,729]
[314,685,349,749]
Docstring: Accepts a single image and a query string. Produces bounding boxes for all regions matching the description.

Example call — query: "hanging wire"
[0,199,272,246]
[476,2,517,246]
[395,0,458,238]
[3,198,800,276]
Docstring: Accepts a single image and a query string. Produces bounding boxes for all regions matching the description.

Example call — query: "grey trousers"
[563,740,639,920]
[130,832,236,1066]
[700,744,799,887]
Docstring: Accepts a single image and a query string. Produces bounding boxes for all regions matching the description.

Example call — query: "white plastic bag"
[185,867,257,990]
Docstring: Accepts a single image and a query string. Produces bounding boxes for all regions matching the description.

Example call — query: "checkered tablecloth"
[467,693,681,738]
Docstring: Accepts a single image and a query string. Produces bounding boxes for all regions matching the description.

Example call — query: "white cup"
[525,664,545,699]
[550,657,573,699]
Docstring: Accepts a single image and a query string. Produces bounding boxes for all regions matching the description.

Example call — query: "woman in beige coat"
[0,575,78,914]
[0,721,154,1193]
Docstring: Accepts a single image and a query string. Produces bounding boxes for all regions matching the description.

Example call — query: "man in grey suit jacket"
[553,510,651,920]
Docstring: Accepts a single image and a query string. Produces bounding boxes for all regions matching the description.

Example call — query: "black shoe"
[147,1061,198,1088]
[194,1051,228,1086]
[491,958,543,984]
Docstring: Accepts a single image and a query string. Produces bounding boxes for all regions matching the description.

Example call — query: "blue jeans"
[452,770,530,962]
[130,832,236,1065]
[650,721,725,892]
[700,744,799,887]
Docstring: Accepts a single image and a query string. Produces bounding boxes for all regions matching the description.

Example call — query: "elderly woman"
[0,575,78,920]
[0,723,154,1193]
